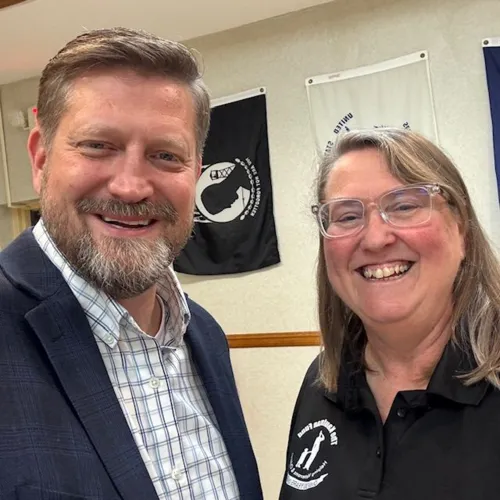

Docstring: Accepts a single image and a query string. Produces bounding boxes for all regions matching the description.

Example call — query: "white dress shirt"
[33,220,239,500]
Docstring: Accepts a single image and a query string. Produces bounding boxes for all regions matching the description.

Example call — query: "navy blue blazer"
[0,229,263,500]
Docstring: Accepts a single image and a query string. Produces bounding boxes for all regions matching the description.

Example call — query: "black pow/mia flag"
[173,92,280,275]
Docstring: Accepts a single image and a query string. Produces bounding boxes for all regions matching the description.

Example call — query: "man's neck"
[117,286,162,336]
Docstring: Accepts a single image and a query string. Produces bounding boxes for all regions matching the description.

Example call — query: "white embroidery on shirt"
[286,419,338,491]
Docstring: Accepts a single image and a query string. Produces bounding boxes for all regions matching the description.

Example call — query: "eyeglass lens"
[320,186,432,237]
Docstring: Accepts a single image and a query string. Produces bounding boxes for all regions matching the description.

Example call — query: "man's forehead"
[66,69,194,110]
[58,74,196,140]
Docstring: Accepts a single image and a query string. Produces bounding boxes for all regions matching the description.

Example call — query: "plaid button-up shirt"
[33,220,239,500]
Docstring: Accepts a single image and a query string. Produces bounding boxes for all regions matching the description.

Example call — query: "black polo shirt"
[279,343,500,500]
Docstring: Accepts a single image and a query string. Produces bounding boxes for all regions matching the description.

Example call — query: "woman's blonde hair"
[315,128,500,391]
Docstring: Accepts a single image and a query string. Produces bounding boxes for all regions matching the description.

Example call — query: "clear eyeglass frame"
[311,183,442,239]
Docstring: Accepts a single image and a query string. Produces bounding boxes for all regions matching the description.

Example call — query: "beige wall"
[229,346,319,497]
[0,77,38,204]
[183,0,500,497]
[0,205,12,249]
[0,104,7,206]
[0,0,499,497]
[183,0,500,336]
[0,104,12,245]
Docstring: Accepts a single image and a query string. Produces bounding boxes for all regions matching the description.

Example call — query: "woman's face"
[323,148,465,332]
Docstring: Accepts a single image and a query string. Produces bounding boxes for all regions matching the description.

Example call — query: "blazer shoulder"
[186,297,224,330]
[185,297,229,344]
[0,267,38,314]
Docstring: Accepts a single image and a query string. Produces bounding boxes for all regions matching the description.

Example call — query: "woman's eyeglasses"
[311,184,442,239]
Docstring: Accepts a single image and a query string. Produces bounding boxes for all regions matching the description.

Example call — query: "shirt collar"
[331,336,489,412]
[32,219,191,348]
[426,341,489,406]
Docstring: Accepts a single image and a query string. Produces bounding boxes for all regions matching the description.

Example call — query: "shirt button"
[171,468,185,483]
[103,334,114,345]
[376,447,382,458]
[396,407,407,418]
[148,377,161,389]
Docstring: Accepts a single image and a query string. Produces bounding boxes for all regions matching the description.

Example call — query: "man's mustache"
[75,198,179,223]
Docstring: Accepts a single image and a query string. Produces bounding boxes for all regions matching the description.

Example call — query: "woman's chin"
[358,306,413,330]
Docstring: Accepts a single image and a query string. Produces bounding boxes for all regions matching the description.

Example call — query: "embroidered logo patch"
[286,419,338,491]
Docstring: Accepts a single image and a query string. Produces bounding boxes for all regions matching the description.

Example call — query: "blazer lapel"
[0,231,158,500]
[25,290,159,500]
[185,311,260,498]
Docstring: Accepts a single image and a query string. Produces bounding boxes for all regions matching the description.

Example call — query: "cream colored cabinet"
[0,77,39,205]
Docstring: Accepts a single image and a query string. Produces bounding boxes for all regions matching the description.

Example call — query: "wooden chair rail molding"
[0,0,28,9]
[227,331,320,348]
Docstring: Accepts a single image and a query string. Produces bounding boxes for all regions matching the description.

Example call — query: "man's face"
[29,69,200,299]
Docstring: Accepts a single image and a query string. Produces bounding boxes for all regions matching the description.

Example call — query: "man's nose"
[107,153,154,203]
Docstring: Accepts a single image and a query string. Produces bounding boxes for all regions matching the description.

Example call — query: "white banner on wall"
[306,51,438,155]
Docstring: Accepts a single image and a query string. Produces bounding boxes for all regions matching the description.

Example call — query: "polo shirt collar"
[329,337,489,411]
[427,341,489,406]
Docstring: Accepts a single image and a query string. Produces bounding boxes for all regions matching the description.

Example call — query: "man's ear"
[27,124,47,195]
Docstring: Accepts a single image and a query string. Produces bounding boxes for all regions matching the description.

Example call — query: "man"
[0,27,262,500]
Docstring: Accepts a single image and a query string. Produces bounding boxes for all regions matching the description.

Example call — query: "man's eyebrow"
[149,137,189,153]
[67,125,190,152]
[67,124,120,141]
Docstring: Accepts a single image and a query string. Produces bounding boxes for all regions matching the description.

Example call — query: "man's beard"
[39,177,193,299]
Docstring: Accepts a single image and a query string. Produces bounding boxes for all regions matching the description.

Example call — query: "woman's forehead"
[325,149,403,198]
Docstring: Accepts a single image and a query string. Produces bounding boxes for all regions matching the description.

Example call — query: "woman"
[280,128,500,499]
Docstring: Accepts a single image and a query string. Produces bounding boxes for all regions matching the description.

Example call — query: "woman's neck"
[364,303,454,382]
[363,306,454,422]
